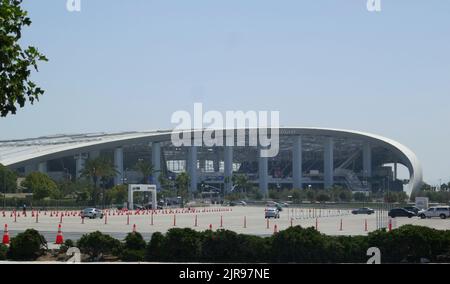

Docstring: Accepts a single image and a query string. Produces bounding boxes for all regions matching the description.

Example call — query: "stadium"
[0,127,423,196]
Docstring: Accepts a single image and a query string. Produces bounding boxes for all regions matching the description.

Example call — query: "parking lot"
[2,206,450,242]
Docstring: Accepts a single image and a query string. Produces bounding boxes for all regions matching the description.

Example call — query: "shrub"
[7,229,47,260]
[59,239,75,253]
[77,231,121,260]
[201,230,241,262]
[0,244,8,260]
[270,226,332,263]
[145,232,165,262]
[119,232,146,262]
[367,225,448,263]
[119,248,145,262]
[159,228,203,262]
[124,232,146,251]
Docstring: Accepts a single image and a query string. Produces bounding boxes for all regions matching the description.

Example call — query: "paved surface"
[2,206,450,242]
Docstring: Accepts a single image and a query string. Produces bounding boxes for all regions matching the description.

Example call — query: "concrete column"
[128,184,133,210]
[114,147,124,185]
[363,143,372,177]
[324,137,334,189]
[24,164,37,175]
[89,150,100,160]
[37,162,47,174]
[394,163,398,181]
[213,148,220,172]
[259,149,269,197]
[292,136,303,189]
[152,142,161,188]
[224,146,233,192]
[187,146,198,193]
[75,154,86,179]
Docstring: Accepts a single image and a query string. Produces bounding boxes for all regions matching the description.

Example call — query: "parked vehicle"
[351,208,375,215]
[237,201,247,206]
[265,207,280,219]
[403,206,421,215]
[80,208,104,219]
[388,208,415,218]
[418,206,450,219]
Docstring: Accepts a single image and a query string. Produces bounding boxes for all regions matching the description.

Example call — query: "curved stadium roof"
[0,127,423,194]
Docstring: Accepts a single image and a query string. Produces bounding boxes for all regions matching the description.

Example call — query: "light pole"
[3,170,6,210]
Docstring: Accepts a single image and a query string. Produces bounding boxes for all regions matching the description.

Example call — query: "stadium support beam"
[259,149,269,197]
[324,137,334,189]
[114,147,124,185]
[363,143,372,178]
[213,147,220,172]
[224,146,233,192]
[89,150,100,160]
[38,162,47,174]
[75,154,86,179]
[188,146,198,193]
[394,163,398,181]
[152,142,161,189]
[293,136,303,189]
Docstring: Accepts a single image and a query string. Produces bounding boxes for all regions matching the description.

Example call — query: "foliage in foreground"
[7,229,47,260]
[3,225,450,263]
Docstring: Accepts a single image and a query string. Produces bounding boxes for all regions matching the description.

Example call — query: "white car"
[265,207,280,219]
[418,206,450,219]
[80,208,104,219]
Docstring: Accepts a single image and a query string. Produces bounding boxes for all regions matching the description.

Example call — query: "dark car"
[351,208,375,215]
[388,208,415,218]
[403,206,420,215]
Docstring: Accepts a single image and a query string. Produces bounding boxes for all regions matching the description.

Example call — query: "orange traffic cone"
[2,224,10,245]
[55,224,64,244]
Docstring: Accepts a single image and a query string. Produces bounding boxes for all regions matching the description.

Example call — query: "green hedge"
[2,225,450,263]
[7,229,47,260]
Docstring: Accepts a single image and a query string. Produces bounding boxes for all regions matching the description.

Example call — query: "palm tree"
[80,156,118,207]
[233,174,250,196]
[175,172,190,205]
[134,159,155,184]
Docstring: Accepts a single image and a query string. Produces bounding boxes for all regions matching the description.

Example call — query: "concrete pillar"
[89,150,100,160]
[363,143,372,178]
[152,142,161,188]
[292,136,303,189]
[37,162,47,174]
[224,147,233,192]
[188,146,198,193]
[394,163,398,181]
[24,164,37,175]
[324,137,334,189]
[128,184,133,210]
[259,149,269,197]
[214,148,220,172]
[75,154,86,179]
[114,147,124,185]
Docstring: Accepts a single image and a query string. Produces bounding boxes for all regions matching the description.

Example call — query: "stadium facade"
[0,127,423,195]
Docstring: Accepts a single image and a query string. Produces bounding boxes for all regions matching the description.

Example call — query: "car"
[237,201,247,206]
[265,207,280,219]
[80,208,104,219]
[403,206,421,215]
[351,208,375,215]
[418,206,450,219]
[388,208,415,218]
[281,202,289,207]
[275,203,283,212]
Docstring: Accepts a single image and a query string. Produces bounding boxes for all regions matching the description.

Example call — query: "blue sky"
[1,0,449,184]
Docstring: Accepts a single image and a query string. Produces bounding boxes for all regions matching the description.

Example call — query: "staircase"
[334,168,369,192]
